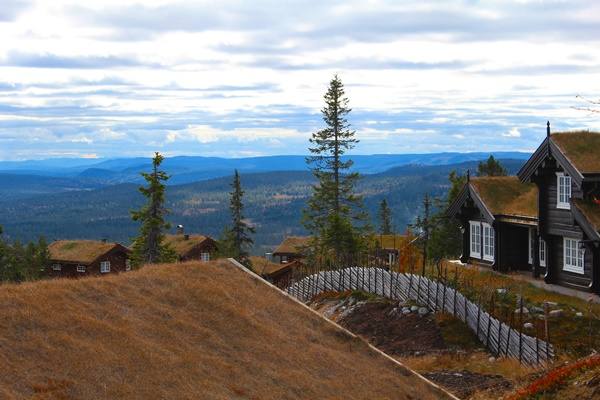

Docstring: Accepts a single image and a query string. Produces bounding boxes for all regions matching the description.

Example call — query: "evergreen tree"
[477,155,507,177]
[428,171,467,261]
[222,170,255,268]
[378,198,393,235]
[303,74,367,262]
[130,152,176,266]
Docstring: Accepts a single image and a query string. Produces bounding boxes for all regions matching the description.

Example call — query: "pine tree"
[130,152,176,266]
[477,155,507,177]
[223,170,255,268]
[378,198,393,235]
[303,74,367,262]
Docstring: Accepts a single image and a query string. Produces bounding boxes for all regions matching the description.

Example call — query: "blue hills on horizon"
[0,151,531,186]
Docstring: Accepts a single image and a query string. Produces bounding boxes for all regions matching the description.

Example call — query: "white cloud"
[503,127,521,137]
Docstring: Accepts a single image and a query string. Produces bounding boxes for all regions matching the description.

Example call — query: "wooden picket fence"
[286,267,554,366]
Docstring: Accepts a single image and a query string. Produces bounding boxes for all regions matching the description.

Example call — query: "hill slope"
[0,260,453,400]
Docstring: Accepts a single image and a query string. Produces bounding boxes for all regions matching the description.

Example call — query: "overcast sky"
[1,0,599,160]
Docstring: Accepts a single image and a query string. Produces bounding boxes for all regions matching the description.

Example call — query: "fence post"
[476,295,481,339]
[518,296,524,365]
[544,301,550,366]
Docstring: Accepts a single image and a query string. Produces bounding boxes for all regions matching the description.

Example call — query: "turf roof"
[574,199,600,233]
[470,176,538,218]
[551,131,600,174]
[163,234,212,256]
[249,256,292,276]
[48,240,123,264]
[273,236,310,255]
[0,260,453,399]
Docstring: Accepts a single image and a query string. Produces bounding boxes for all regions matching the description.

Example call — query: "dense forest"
[0,160,525,254]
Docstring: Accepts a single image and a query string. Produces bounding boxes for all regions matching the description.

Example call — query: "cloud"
[503,127,521,138]
[0,0,29,22]
[2,51,160,69]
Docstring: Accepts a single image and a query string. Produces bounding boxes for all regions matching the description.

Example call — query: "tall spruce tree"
[224,170,255,268]
[130,152,175,266]
[477,155,507,177]
[303,74,366,261]
[378,199,393,235]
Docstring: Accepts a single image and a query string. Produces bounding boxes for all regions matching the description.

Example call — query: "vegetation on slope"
[0,259,453,400]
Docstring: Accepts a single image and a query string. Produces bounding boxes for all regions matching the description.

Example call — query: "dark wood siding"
[47,247,130,278]
[497,223,530,272]
[180,241,218,262]
[549,235,593,290]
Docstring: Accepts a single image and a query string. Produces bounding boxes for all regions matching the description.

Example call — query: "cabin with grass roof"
[518,124,600,294]
[449,124,600,295]
[272,236,310,264]
[447,175,539,272]
[163,232,217,262]
[48,240,131,277]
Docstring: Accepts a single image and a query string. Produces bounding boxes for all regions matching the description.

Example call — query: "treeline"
[0,226,49,283]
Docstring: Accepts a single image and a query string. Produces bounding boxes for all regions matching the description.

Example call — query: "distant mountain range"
[0,152,531,199]
[0,158,527,253]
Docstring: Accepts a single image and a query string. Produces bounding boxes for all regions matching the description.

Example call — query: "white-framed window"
[528,228,535,264]
[482,223,495,261]
[201,252,210,262]
[469,221,481,258]
[388,252,397,265]
[556,172,571,209]
[281,255,288,263]
[100,261,111,273]
[539,238,547,267]
[76,265,86,273]
[563,237,584,274]
[52,263,61,271]
[125,259,131,271]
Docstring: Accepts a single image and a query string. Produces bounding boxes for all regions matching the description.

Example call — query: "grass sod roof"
[48,240,124,264]
[374,234,410,249]
[0,260,454,400]
[551,131,600,174]
[162,234,212,256]
[470,176,538,218]
[273,235,310,255]
[574,199,600,233]
[249,255,291,276]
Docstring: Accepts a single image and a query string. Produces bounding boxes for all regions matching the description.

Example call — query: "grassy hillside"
[0,260,453,400]
[0,160,525,252]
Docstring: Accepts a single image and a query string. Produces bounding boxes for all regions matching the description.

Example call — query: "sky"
[1,0,600,160]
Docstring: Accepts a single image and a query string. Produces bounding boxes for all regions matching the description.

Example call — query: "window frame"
[563,237,584,274]
[76,265,86,273]
[200,252,210,262]
[556,172,571,210]
[469,221,481,259]
[100,261,111,274]
[52,263,62,271]
[125,259,131,271]
[539,238,547,268]
[482,222,495,262]
[528,228,535,264]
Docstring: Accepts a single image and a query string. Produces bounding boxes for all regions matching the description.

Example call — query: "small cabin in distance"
[47,240,131,277]
[163,227,218,262]
[272,236,309,264]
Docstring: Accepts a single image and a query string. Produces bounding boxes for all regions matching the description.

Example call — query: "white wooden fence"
[286,267,553,366]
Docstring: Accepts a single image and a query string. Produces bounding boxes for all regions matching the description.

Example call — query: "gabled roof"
[518,130,600,186]
[163,234,215,257]
[273,236,310,255]
[49,240,129,264]
[552,132,600,174]
[447,176,538,224]
[249,256,293,276]
[572,199,600,241]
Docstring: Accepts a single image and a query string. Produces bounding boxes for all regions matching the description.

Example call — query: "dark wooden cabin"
[47,240,131,277]
[272,236,309,264]
[250,256,301,288]
[448,126,600,295]
[163,234,218,262]
[518,127,600,294]
[447,176,539,272]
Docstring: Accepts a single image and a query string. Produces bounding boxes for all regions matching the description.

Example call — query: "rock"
[418,307,429,316]
[524,322,534,329]
[488,357,496,363]
[575,312,583,318]
[549,309,563,317]
[410,305,419,312]
[347,297,356,306]
[402,307,411,315]
[514,307,529,314]
[496,288,507,294]
[388,308,399,316]
[545,301,558,307]
[531,306,544,314]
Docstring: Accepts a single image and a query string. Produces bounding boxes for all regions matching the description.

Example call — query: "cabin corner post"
[493,222,501,271]
[592,244,600,296]
[544,236,555,284]
[533,227,540,278]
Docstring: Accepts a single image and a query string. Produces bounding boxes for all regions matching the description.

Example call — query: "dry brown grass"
[470,176,538,218]
[273,236,309,255]
[162,234,211,256]
[552,131,600,174]
[0,259,453,400]
[48,240,125,264]
[574,199,600,233]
